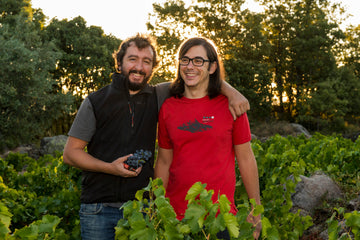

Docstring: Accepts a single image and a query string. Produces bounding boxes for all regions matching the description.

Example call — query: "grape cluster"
[124,149,152,171]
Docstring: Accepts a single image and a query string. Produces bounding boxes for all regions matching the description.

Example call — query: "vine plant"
[115,178,264,240]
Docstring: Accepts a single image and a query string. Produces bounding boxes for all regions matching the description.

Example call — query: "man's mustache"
[129,70,146,76]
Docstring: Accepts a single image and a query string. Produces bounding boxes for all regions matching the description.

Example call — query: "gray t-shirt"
[68,82,171,142]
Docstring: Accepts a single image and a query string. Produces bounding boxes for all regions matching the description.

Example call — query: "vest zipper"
[128,101,134,128]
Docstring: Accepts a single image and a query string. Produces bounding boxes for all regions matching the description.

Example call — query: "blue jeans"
[80,203,124,240]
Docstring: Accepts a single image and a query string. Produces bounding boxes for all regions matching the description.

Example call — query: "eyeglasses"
[179,56,210,67]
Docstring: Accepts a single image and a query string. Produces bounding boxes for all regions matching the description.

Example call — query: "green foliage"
[327,208,360,240]
[147,0,360,130]
[2,0,360,142]
[115,178,258,239]
[342,25,360,79]
[0,201,69,240]
[1,135,359,239]
[44,16,122,109]
[148,0,272,119]
[10,215,68,240]
[0,201,12,239]
[0,0,73,150]
[344,211,360,239]
[0,0,123,146]
[0,153,81,239]
[249,133,360,239]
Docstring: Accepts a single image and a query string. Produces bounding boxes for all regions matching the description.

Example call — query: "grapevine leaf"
[152,178,163,188]
[122,201,138,218]
[157,203,177,220]
[143,180,152,191]
[128,212,147,230]
[177,223,191,234]
[135,189,145,201]
[153,185,165,198]
[249,199,264,216]
[219,194,231,214]
[183,204,206,232]
[344,211,360,227]
[205,203,219,222]
[0,222,10,239]
[13,224,39,239]
[164,224,184,239]
[185,182,205,204]
[129,227,157,240]
[236,207,249,224]
[199,188,213,202]
[327,219,339,240]
[261,217,271,234]
[154,196,168,208]
[0,202,12,229]
[205,213,225,236]
[261,217,281,240]
[115,219,131,240]
[38,215,61,233]
[223,213,239,238]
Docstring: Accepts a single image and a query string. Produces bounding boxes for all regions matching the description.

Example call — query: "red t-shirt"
[158,94,251,220]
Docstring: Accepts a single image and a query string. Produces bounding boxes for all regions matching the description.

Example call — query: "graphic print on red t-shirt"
[177,119,212,133]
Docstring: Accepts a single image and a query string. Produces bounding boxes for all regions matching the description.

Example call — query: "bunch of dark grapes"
[124,149,152,171]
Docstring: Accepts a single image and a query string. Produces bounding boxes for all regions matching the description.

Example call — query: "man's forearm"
[220,81,250,119]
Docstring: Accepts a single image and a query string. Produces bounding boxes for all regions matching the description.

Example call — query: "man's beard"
[124,70,150,91]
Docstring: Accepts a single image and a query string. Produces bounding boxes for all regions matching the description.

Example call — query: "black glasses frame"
[179,56,210,67]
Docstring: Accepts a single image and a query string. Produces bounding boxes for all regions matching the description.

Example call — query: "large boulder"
[290,123,312,138]
[251,122,311,142]
[0,145,34,159]
[291,173,343,213]
[40,135,68,156]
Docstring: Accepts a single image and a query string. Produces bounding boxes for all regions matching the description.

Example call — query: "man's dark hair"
[112,33,159,72]
[170,37,225,99]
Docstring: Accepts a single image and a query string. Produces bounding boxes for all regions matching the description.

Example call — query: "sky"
[31,0,360,40]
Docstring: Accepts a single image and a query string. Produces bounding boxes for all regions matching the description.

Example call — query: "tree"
[43,16,121,110]
[147,0,272,119]
[261,0,293,119]
[341,25,360,124]
[0,0,73,150]
[343,25,360,77]
[260,0,347,130]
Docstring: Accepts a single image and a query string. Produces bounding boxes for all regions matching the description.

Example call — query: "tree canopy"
[147,0,360,131]
[0,0,72,149]
[1,0,359,151]
[0,0,120,150]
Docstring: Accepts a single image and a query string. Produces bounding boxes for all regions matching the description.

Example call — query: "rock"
[347,195,360,211]
[251,134,258,140]
[251,122,311,142]
[40,135,68,156]
[0,145,32,159]
[319,229,328,240]
[343,132,360,142]
[0,135,68,159]
[290,123,312,138]
[291,173,343,213]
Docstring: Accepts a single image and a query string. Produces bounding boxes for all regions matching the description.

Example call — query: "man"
[63,33,249,240]
[154,37,261,239]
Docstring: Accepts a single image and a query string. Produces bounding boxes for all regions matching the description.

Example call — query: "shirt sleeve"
[233,113,252,145]
[68,97,96,142]
[157,103,173,149]
[155,82,171,112]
